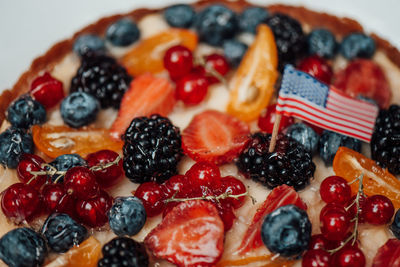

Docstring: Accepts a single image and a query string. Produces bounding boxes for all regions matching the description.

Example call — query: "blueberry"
[109,196,146,236]
[41,213,88,253]
[0,127,33,168]
[319,130,362,165]
[164,4,196,28]
[49,154,86,183]
[223,40,248,67]
[106,18,140,47]
[194,5,238,46]
[307,29,337,59]
[286,123,319,154]
[340,33,376,59]
[261,205,311,257]
[390,209,400,239]
[61,92,99,128]
[7,95,46,129]
[238,6,269,33]
[73,34,106,57]
[0,227,47,267]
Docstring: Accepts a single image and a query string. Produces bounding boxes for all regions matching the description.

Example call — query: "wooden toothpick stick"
[268,113,282,153]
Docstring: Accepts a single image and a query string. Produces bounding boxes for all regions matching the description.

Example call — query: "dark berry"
[176,73,209,105]
[76,189,112,228]
[70,53,132,109]
[60,91,99,128]
[390,209,400,239]
[340,33,375,59]
[106,18,140,47]
[238,6,269,33]
[297,55,333,84]
[49,153,87,183]
[237,133,315,191]
[7,95,46,129]
[98,237,149,267]
[371,105,400,174]
[17,153,48,190]
[319,176,351,205]
[0,127,33,168]
[319,130,361,166]
[123,115,182,184]
[302,249,331,267]
[307,29,337,58]
[73,34,105,57]
[320,204,350,241]
[258,104,294,134]
[266,13,306,69]
[204,53,230,84]
[223,40,248,67]
[41,213,88,253]
[134,182,165,217]
[332,245,366,267]
[64,166,100,200]
[261,205,311,257]
[0,228,47,267]
[164,45,193,80]
[194,5,238,46]
[86,150,123,188]
[30,72,65,109]
[363,195,394,225]
[164,4,196,28]
[285,123,319,154]
[108,196,146,236]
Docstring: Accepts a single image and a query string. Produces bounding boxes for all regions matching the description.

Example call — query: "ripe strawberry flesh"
[145,200,224,267]
[372,239,400,267]
[182,110,250,164]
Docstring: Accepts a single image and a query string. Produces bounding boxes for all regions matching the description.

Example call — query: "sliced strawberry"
[237,185,307,254]
[145,200,224,267]
[182,110,250,164]
[110,73,176,140]
[372,239,400,267]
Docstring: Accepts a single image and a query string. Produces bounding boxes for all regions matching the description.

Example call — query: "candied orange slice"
[216,255,293,267]
[64,236,101,267]
[227,24,278,122]
[121,29,198,76]
[32,125,123,159]
[333,147,400,208]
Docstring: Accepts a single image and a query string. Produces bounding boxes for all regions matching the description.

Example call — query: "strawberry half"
[372,239,400,267]
[110,73,176,140]
[145,200,224,267]
[237,185,307,254]
[182,110,250,164]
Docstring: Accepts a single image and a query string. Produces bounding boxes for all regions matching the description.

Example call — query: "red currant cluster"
[163,45,230,105]
[134,161,247,231]
[303,175,395,267]
[1,150,123,228]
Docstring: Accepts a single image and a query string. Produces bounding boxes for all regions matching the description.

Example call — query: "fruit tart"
[0,0,400,267]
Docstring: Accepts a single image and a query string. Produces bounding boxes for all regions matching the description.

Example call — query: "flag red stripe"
[329,87,377,111]
[326,100,376,123]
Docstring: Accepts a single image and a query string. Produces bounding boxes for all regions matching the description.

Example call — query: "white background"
[0,0,399,91]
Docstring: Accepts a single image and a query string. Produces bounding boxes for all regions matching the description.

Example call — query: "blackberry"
[123,115,182,184]
[70,53,132,109]
[236,133,315,191]
[266,13,306,69]
[98,237,148,267]
[371,105,400,174]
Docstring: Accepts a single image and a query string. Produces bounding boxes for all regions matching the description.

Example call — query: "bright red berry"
[42,183,78,219]
[1,183,41,223]
[346,194,367,223]
[258,104,294,133]
[76,190,112,227]
[163,45,193,80]
[30,72,65,109]
[320,176,351,205]
[162,175,188,198]
[332,245,366,267]
[218,176,246,208]
[17,154,48,190]
[86,150,123,188]
[298,55,333,84]
[302,249,331,267]
[135,182,165,217]
[216,202,236,231]
[363,195,394,225]
[186,161,221,189]
[320,204,350,241]
[309,234,337,250]
[64,167,100,200]
[176,73,209,105]
[204,53,230,84]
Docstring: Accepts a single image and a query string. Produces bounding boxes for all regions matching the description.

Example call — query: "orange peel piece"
[64,236,101,267]
[216,254,293,267]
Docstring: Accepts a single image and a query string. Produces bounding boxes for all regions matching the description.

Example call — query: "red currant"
[320,176,351,205]
[345,194,367,223]
[258,104,294,133]
[332,245,366,267]
[298,55,333,84]
[86,150,123,188]
[64,167,100,200]
[302,249,331,267]
[76,190,112,228]
[216,202,236,231]
[204,53,230,84]
[218,176,246,208]
[176,73,209,105]
[309,234,337,250]
[134,182,165,217]
[320,204,350,241]
[162,174,187,198]
[17,154,48,190]
[1,183,41,223]
[163,45,193,80]
[363,195,394,225]
[186,161,221,189]
[42,183,78,219]
[30,72,65,109]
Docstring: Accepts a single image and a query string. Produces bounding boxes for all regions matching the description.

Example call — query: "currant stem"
[195,57,228,86]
